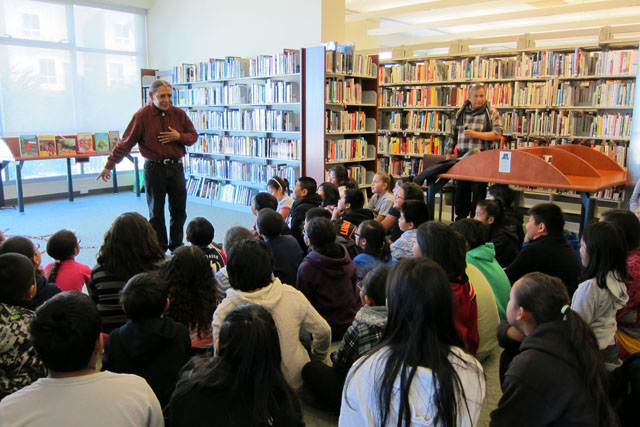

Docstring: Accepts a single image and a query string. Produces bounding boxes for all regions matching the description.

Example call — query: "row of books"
[553,80,634,108]
[378,49,638,83]
[502,111,632,139]
[379,83,513,108]
[325,79,363,104]
[381,111,452,134]
[377,135,445,156]
[173,49,300,83]
[18,132,119,158]
[174,81,299,106]
[377,157,424,178]
[326,138,371,161]
[189,135,299,160]
[325,111,369,133]
[187,176,258,205]
[188,109,299,132]
[324,42,377,77]
[186,157,297,184]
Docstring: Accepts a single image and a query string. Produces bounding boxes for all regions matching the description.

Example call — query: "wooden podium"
[428,145,626,233]
[0,137,141,212]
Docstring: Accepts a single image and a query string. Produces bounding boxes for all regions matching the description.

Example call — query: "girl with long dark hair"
[571,221,629,366]
[340,257,485,426]
[491,272,618,426]
[475,199,520,267]
[318,181,340,213]
[161,245,217,348]
[167,304,304,427]
[353,220,396,279]
[267,176,294,221]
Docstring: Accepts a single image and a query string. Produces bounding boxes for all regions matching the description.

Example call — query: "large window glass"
[0,0,147,180]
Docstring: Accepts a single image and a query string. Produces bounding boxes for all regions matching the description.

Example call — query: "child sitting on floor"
[102,272,191,408]
[353,220,396,279]
[390,200,429,259]
[186,217,225,273]
[214,226,254,303]
[43,229,91,293]
[267,176,294,221]
[367,172,394,222]
[251,192,278,235]
[257,208,303,287]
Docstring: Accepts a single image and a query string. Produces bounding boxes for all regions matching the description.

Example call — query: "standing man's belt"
[147,158,182,165]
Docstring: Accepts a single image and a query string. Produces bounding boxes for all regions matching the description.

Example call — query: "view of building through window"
[0,0,147,180]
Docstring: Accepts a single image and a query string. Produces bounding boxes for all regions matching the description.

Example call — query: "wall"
[147,0,327,70]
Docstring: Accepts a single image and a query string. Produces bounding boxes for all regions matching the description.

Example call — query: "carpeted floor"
[0,191,503,426]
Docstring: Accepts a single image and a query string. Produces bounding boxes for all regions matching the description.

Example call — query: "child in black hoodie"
[102,272,191,408]
[331,188,375,238]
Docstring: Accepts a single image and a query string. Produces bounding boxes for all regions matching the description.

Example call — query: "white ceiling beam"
[368,0,640,36]
[406,15,640,44]
[346,0,534,23]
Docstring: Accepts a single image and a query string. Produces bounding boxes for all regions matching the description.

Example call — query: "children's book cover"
[56,136,77,156]
[19,135,39,158]
[94,132,110,153]
[108,130,120,150]
[77,132,94,153]
[37,135,57,157]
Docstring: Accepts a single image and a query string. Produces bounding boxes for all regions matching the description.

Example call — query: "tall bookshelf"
[378,46,637,201]
[304,45,379,190]
[169,50,303,212]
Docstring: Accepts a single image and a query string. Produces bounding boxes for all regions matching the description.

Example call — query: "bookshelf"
[378,46,638,201]
[169,50,303,212]
[304,45,379,191]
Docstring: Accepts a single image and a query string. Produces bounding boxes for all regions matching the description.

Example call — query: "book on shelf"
[189,135,300,160]
[94,132,110,153]
[37,135,56,157]
[377,157,423,178]
[108,131,120,150]
[56,136,77,156]
[326,138,376,162]
[325,42,377,77]
[19,135,39,158]
[378,134,445,156]
[77,133,94,153]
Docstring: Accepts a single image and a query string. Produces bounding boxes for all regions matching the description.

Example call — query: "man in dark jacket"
[102,272,191,408]
[288,177,322,251]
[505,203,581,296]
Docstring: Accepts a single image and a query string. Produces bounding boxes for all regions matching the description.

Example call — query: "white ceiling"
[345,0,640,53]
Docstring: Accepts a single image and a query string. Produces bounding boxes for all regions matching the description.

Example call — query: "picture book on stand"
[77,132,94,153]
[108,130,120,150]
[19,135,39,158]
[37,135,57,157]
[94,132,110,153]
[56,136,77,155]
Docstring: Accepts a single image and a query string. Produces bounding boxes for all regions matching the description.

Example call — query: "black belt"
[147,158,182,165]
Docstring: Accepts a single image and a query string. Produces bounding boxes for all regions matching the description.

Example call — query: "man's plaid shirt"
[445,102,503,155]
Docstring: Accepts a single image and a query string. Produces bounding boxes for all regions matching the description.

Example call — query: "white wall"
[147,0,325,70]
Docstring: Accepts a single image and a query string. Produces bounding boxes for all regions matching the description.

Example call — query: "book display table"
[0,137,141,212]
[426,145,626,233]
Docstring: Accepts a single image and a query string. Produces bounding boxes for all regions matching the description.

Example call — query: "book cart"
[0,137,140,213]
[426,145,626,234]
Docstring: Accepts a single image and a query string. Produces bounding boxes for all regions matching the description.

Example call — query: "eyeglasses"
[354,232,361,237]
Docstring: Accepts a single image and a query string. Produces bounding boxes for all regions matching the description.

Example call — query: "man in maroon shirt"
[98,80,198,252]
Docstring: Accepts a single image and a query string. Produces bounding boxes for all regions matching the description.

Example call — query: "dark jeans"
[143,160,187,251]
[301,360,345,414]
[454,179,487,220]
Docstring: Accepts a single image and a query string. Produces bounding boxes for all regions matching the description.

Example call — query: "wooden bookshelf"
[168,50,304,212]
[378,46,638,201]
[304,45,379,190]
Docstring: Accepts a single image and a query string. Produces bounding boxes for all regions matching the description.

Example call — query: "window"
[22,13,40,37]
[0,0,147,180]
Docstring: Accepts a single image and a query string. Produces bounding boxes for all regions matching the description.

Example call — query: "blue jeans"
[143,160,187,251]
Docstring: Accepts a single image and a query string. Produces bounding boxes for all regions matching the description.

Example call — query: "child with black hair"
[186,217,225,273]
[487,183,524,245]
[43,230,91,293]
[251,192,278,235]
[353,220,396,279]
[0,236,61,307]
[390,199,429,259]
[214,226,254,302]
[0,253,46,400]
[302,266,390,413]
[257,208,304,287]
[332,188,375,230]
[0,292,163,426]
[381,181,425,242]
[297,217,360,340]
[267,176,294,221]
[305,207,361,261]
[475,199,520,267]
[161,246,218,348]
[288,176,323,250]
[328,165,350,196]
[571,221,629,367]
[102,272,191,408]
[318,182,340,213]
[212,238,330,390]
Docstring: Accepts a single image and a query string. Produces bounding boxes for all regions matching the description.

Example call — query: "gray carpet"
[1,191,502,426]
